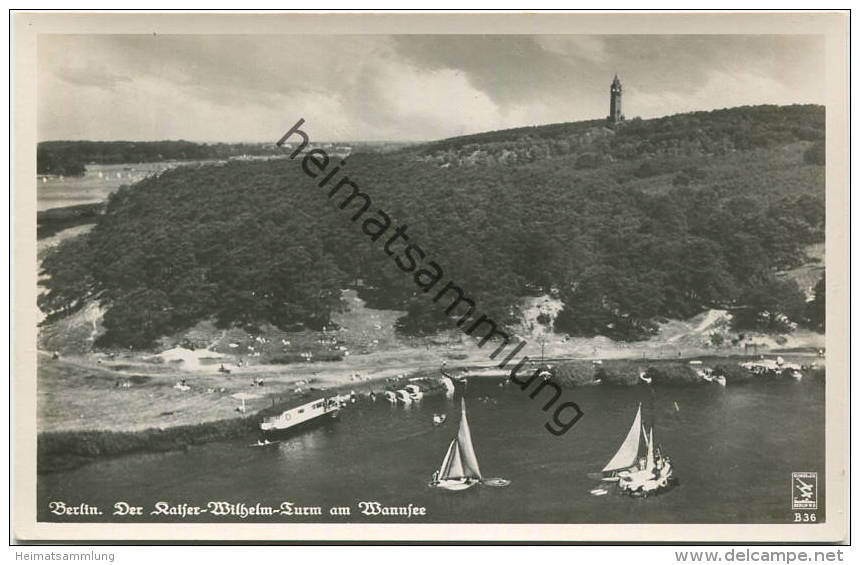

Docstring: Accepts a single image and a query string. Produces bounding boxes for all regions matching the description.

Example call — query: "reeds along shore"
[37,357,824,474]
[36,375,446,474]
[38,417,259,474]
[550,357,825,386]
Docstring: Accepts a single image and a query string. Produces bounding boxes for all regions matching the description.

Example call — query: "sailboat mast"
[646,427,655,471]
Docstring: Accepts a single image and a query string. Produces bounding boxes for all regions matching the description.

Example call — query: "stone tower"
[609,74,624,125]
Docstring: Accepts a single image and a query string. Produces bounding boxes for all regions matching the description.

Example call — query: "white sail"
[456,398,482,479]
[602,403,642,472]
[438,439,456,477]
[444,441,465,479]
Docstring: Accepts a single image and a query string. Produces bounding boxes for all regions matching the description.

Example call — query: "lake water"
[37,157,294,212]
[37,163,191,211]
[38,377,825,524]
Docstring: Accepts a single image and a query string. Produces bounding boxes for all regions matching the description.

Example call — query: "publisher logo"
[791,472,818,509]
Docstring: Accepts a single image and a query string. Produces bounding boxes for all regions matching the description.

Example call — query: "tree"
[734,274,808,333]
[806,273,825,332]
[38,235,95,316]
[97,288,173,348]
[803,140,825,166]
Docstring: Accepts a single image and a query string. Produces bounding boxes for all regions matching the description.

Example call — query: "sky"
[38,34,825,143]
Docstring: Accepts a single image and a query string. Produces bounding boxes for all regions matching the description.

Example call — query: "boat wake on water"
[249,439,279,447]
[481,478,512,487]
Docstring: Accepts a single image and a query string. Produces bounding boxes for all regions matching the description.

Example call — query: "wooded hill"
[39,104,826,347]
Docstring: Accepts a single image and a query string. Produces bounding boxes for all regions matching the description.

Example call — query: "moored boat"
[439,375,455,397]
[404,384,423,400]
[395,390,413,404]
[780,362,804,380]
[698,368,726,386]
[740,358,804,381]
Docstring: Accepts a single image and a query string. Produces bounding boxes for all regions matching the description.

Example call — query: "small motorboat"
[383,391,397,404]
[698,368,725,386]
[590,488,608,496]
[638,370,652,384]
[433,413,447,426]
[780,362,803,381]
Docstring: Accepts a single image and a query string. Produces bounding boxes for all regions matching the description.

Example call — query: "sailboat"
[600,403,674,496]
[429,398,484,491]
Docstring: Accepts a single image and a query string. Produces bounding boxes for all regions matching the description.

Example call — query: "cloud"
[37,34,826,142]
[631,68,820,119]
[53,64,132,90]
[535,36,609,63]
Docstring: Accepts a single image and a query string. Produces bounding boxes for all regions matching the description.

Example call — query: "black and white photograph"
[11,11,849,543]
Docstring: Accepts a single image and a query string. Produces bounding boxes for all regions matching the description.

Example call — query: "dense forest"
[39,105,826,347]
[36,140,401,177]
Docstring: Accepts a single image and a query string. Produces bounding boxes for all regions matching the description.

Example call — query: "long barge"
[260,396,346,437]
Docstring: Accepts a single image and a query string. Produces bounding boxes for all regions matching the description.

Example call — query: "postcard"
[11,11,849,543]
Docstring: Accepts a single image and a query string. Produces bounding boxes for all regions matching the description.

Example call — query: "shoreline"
[37,352,824,475]
[37,202,103,239]
[37,367,445,475]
